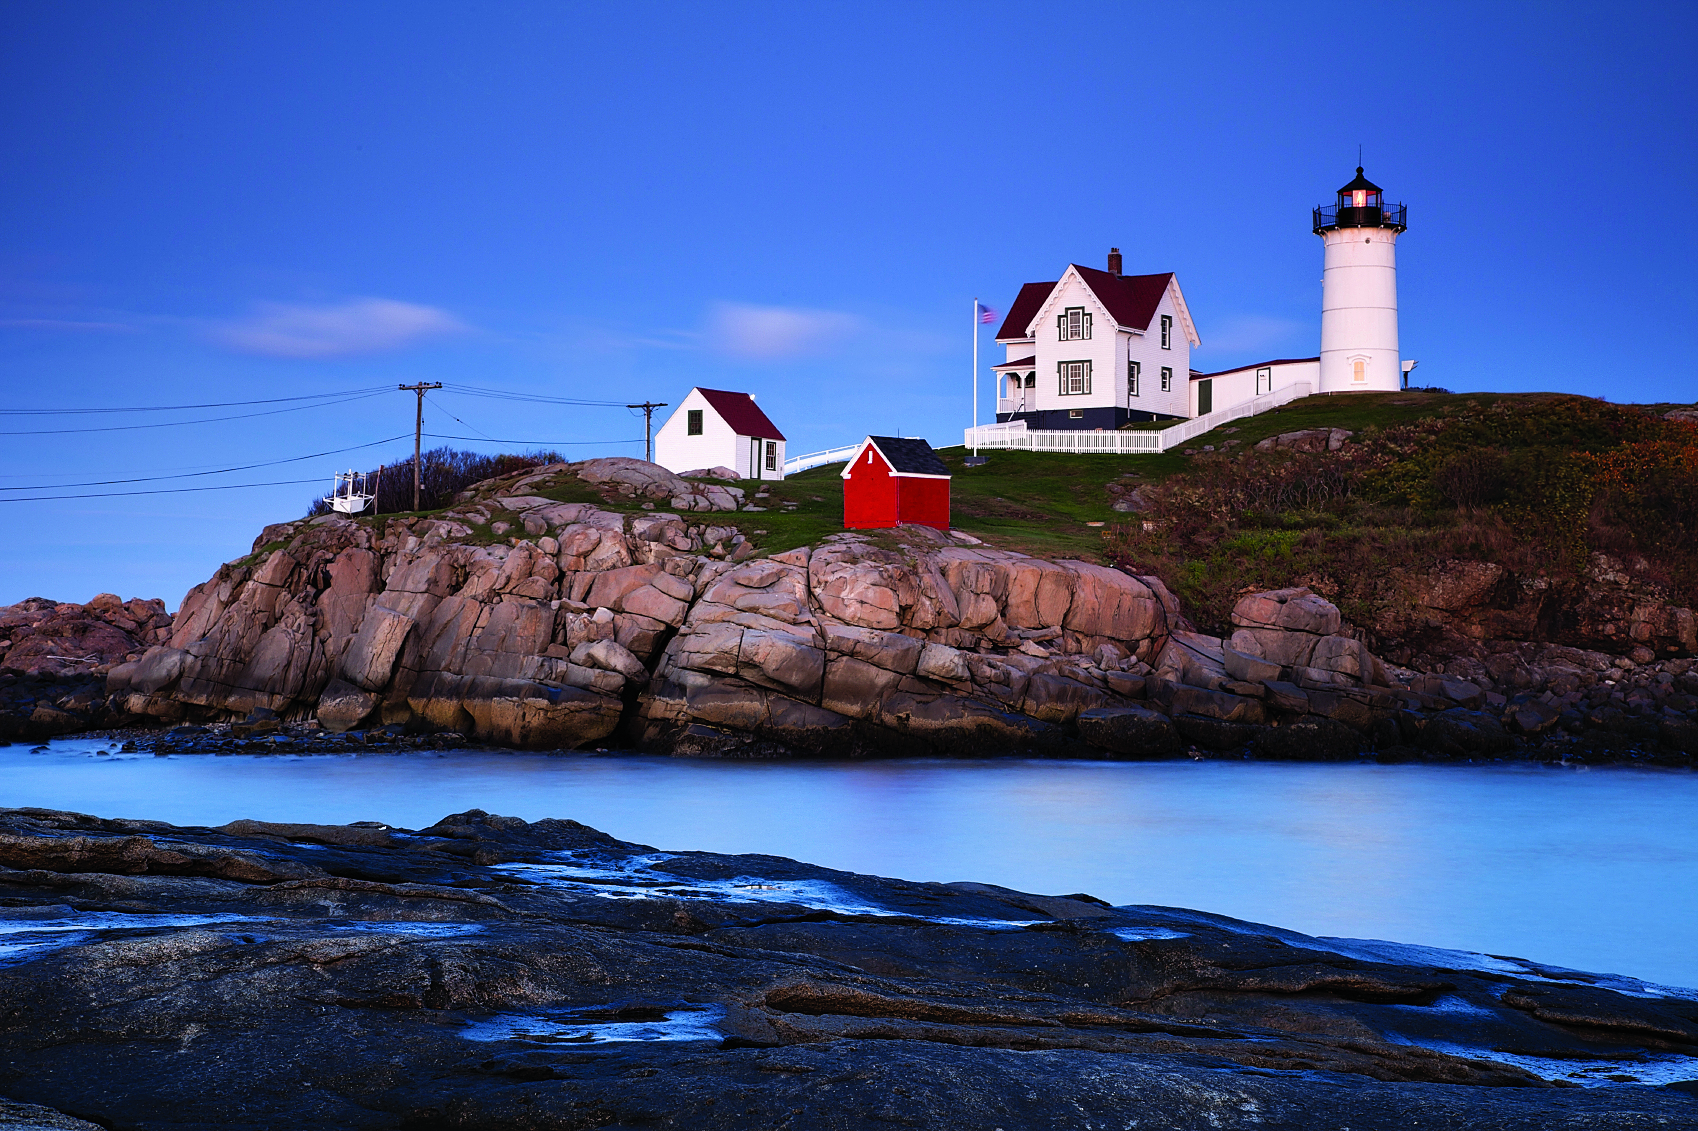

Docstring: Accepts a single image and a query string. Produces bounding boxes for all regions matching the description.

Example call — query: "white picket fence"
[963,381,1312,455]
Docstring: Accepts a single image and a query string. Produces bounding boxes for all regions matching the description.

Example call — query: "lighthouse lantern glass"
[1352,189,1368,208]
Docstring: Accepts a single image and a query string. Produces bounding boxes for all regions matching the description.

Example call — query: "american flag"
[977,302,997,325]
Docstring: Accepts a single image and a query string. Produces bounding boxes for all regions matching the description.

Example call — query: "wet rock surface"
[0,806,1695,1129]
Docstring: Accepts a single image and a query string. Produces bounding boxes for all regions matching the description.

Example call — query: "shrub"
[305,447,564,518]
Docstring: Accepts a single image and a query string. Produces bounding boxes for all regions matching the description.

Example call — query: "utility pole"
[398,382,443,511]
[627,401,668,463]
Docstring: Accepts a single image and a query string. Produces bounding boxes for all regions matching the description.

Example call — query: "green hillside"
[313,391,1696,642]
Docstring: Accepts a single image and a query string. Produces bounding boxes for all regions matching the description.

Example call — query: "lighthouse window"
[1160,367,1173,392]
[1059,360,1091,395]
[1058,307,1091,341]
[1353,359,1366,383]
[1160,316,1172,349]
[1127,360,1140,397]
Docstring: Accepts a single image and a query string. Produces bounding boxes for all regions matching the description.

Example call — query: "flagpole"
[971,297,979,457]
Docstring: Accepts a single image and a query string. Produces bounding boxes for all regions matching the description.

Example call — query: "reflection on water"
[5,738,1697,989]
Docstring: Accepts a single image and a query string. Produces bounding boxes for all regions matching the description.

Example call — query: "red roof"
[1190,357,1320,380]
[992,355,1037,369]
[695,388,785,441]
[993,282,1055,342]
[1072,266,1173,333]
[994,268,1175,340]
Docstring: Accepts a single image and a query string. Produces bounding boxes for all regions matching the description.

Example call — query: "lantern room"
[1313,166,1407,233]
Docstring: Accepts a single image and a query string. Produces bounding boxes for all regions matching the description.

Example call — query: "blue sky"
[1,1,1693,607]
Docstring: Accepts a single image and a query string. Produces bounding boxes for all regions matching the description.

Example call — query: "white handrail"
[962,382,1312,454]
[782,443,862,475]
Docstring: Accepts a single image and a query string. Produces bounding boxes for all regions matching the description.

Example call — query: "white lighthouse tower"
[1314,167,1407,393]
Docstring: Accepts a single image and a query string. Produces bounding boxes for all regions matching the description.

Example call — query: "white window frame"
[1058,307,1092,341]
[1160,366,1173,392]
[1160,315,1172,349]
[1058,360,1092,395]
[1068,409,1083,419]
[765,441,777,471]
[1127,359,1140,398]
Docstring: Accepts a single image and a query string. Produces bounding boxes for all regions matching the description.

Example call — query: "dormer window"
[1160,316,1172,349]
[1058,307,1091,341]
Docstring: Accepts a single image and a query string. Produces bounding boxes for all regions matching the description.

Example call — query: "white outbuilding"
[653,387,787,481]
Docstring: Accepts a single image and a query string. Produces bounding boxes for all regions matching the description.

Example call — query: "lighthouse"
[1314,167,1406,393]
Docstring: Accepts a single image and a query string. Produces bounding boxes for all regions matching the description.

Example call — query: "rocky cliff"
[0,594,172,743]
[100,456,1192,754]
[3,454,1691,764]
[1,806,1695,1129]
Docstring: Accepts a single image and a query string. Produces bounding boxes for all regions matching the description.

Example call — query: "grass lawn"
[280,390,1684,569]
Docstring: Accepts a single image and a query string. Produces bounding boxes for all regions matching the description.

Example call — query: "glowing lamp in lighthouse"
[1313,167,1408,394]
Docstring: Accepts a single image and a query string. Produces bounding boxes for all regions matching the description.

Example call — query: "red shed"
[840,436,951,530]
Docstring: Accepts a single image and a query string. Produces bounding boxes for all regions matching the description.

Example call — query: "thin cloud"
[707,302,860,361]
[213,298,468,359]
[0,318,136,333]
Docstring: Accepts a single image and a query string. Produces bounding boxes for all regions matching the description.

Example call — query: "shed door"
[1198,379,1213,416]
[750,438,761,479]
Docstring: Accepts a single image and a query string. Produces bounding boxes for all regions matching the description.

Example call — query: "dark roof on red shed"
[695,388,785,441]
[994,282,1055,342]
[867,437,950,476]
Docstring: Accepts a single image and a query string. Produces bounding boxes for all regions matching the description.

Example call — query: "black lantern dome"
[1313,166,1407,234]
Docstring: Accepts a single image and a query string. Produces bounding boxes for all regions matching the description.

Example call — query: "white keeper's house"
[653,387,787,481]
[992,253,1202,429]
[988,166,1408,433]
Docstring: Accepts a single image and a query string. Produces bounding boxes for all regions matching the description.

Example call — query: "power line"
[0,434,411,492]
[0,477,325,503]
[422,432,640,446]
[439,383,632,408]
[0,390,390,435]
[424,392,495,441]
[0,386,393,416]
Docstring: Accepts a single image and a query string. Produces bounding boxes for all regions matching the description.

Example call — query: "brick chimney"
[1107,247,1122,276]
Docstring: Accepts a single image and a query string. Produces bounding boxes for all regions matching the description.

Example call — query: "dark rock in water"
[1420,709,1515,756]
[1,807,1694,1129]
[1257,715,1364,760]
[1076,705,1178,756]
[1173,713,1259,750]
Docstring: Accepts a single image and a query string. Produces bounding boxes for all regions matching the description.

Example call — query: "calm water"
[6,737,1697,990]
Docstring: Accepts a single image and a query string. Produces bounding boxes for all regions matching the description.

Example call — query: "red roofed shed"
[840,436,951,530]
